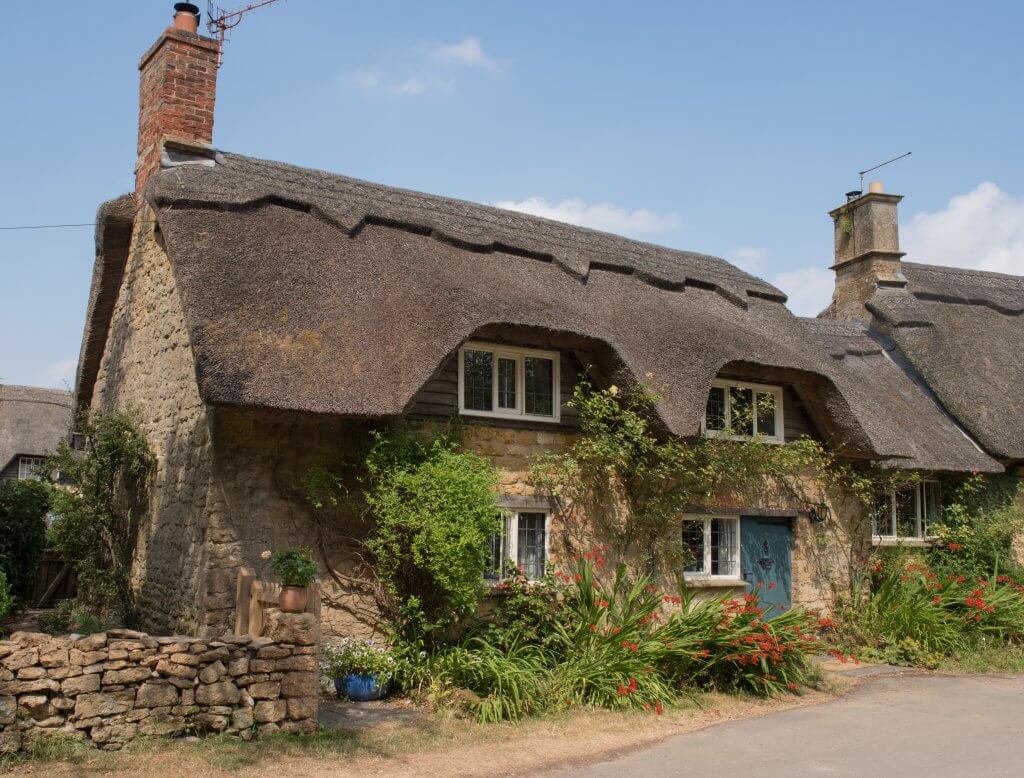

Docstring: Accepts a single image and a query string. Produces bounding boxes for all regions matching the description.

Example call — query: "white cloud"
[902,182,1024,275]
[728,246,768,273]
[771,267,835,317]
[35,358,77,390]
[345,68,455,96]
[493,196,681,236]
[425,37,500,70]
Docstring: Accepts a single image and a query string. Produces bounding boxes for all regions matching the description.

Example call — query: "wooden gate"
[234,567,320,638]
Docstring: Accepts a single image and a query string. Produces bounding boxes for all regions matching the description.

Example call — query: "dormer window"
[702,380,784,443]
[18,456,46,480]
[458,343,560,423]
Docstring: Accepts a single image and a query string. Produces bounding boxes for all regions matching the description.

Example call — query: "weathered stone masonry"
[0,610,318,754]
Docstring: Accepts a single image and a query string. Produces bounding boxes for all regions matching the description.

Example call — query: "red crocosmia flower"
[786,682,799,691]
[654,701,664,715]
[628,677,638,692]
[573,573,583,583]
[597,599,609,608]
[767,582,778,590]
[616,684,628,696]
[931,596,942,605]
[946,542,962,551]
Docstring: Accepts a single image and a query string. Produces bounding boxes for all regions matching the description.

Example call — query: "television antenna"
[206,0,286,67]
[858,151,911,191]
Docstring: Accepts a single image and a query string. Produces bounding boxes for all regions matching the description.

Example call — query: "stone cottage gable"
[89,211,217,635]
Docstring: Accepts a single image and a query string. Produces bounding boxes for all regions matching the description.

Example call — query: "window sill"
[459,409,560,425]
[702,431,785,445]
[682,577,746,589]
[872,536,936,548]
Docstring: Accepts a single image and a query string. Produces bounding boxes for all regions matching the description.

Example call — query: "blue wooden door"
[740,517,792,616]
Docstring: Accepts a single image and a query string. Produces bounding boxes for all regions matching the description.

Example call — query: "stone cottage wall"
[89,212,218,635]
[0,611,318,754]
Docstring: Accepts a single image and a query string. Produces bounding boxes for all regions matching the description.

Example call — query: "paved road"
[556,674,1024,778]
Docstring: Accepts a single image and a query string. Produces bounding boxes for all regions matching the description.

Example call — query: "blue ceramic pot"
[336,673,389,701]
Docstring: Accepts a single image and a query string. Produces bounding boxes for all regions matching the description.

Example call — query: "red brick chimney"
[136,4,220,198]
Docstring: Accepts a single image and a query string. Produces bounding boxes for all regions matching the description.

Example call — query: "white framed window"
[682,516,741,580]
[702,380,784,443]
[458,342,560,423]
[18,456,46,480]
[485,509,550,582]
[872,481,942,540]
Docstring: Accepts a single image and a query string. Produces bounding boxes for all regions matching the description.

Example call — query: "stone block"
[168,652,200,666]
[10,632,51,647]
[70,649,107,666]
[194,680,240,706]
[264,611,318,646]
[194,713,229,731]
[136,682,179,708]
[280,718,317,734]
[73,691,135,720]
[256,646,291,659]
[257,722,280,736]
[250,659,276,673]
[39,647,70,668]
[51,696,76,711]
[75,633,108,652]
[231,707,254,729]
[102,667,152,685]
[280,672,317,698]
[0,728,21,755]
[198,660,226,684]
[107,629,148,640]
[254,699,286,723]
[107,649,129,661]
[156,659,197,680]
[275,655,317,672]
[139,716,187,736]
[286,696,317,721]
[62,673,102,696]
[7,678,60,695]
[248,681,280,700]
[18,695,53,719]
[16,666,47,680]
[227,657,249,676]
[0,696,16,725]
[167,676,197,689]
[2,647,39,670]
[198,647,230,663]
[90,722,138,744]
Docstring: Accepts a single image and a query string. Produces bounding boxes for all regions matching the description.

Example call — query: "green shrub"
[0,571,14,625]
[364,426,500,631]
[37,598,105,635]
[46,409,154,627]
[0,478,49,603]
[268,547,318,587]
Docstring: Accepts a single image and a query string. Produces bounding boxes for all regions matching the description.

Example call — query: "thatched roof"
[799,319,1001,473]
[865,262,1024,461]
[0,384,73,471]
[74,152,991,471]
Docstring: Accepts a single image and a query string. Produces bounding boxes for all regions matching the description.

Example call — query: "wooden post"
[234,567,256,637]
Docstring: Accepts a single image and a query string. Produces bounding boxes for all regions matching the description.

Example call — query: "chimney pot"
[868,180,885,194]
[173,3,201,34]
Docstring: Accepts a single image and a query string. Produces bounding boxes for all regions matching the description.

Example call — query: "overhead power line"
[0,223,96,231]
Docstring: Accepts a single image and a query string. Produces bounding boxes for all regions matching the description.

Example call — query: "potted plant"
[321,640,395,701]
[267,547,318,613]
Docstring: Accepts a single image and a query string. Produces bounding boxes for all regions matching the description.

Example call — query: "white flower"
[260,550,272,560]
[609,385,619,396]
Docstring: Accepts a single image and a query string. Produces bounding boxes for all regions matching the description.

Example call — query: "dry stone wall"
[0,610,318,754]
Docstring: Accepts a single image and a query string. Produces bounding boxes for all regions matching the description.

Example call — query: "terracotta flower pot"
[279,585,308,613]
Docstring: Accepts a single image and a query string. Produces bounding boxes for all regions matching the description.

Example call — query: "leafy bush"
[398,552,823,722]
[0,571,14,625]
[268,547,318,587]
[363,425,500,631]
[322,639,397,684]
[37,598,106,635]
[46,409,154,627]
[0,478,49,603]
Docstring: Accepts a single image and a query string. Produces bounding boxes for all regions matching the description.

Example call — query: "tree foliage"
[46,409,153,627]
[362,425,500,632]
[0,478,49,605]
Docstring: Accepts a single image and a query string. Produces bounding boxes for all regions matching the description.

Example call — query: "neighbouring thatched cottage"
[0,385,73,482]
[75,7,1015,638]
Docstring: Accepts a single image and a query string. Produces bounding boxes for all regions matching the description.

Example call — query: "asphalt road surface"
[556,673,1024,777]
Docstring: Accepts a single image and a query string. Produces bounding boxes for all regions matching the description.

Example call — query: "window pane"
[484,526,503,581]
[730,387,754,436]
[497,357,517,410]
[18,457,45,481]
[463,350,493,411]
[922,482,942,531]
[756,392,777,438]
[683,521,705,573]
[524,357,554,417]
[895,489,918,538]
[705,387,726,431]
[710,518,739,576]
[871,494,894,536]
[516,513,547,580]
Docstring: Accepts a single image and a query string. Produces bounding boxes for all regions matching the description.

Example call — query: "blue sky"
[2,0,1023,389]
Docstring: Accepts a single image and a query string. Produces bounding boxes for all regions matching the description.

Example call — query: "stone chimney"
[136,3,220,198]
